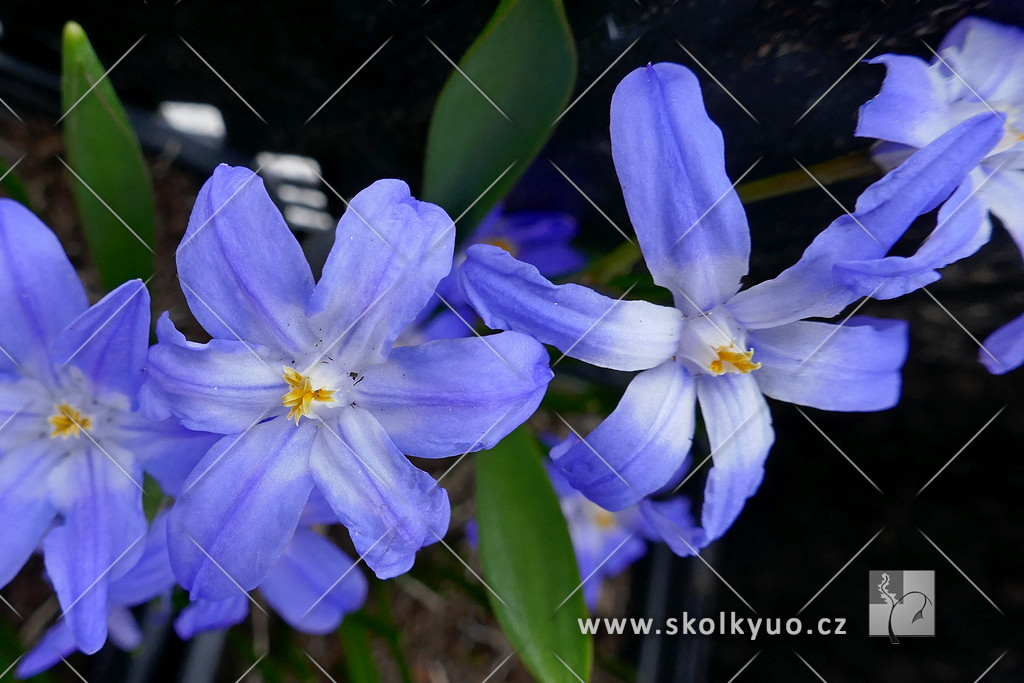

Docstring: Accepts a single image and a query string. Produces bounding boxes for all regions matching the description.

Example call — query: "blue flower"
[16,515,176,678]
[141,166,552,600]
[175,495,366,638]
[407,205,583,342]
[857,16,1024,373]
[0,200,216,654]
[459,63,1003,549]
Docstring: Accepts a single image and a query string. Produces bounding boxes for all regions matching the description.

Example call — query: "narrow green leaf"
[61,21,155,290]
[476,427,592,682]
[339,614,381,683]
[0,156,32,208]
[423,0,575,232]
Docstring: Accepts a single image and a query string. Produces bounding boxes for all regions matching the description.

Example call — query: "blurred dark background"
[0,0,1021,681]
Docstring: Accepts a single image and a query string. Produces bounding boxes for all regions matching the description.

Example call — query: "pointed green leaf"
[61,21,155,289]
[475,427,592,682]
[423,0,575,232]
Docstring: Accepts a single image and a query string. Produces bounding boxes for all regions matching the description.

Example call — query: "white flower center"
[676,308,761,377]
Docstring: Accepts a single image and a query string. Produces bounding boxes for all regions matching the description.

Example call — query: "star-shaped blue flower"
[459,63,1002,548]
[858,16,1024,373]
[0,200,216,655]
[142,167,552,600]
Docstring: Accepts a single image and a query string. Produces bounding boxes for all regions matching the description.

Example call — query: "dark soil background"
[0,1,1022,681]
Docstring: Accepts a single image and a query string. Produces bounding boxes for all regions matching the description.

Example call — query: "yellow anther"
[282,367,335,425]
[484,237,518,257]
[48,404,92,439]
[592,509,617,529]
[708,346,761,375]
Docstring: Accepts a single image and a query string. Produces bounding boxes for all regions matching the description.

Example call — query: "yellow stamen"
[709,346,761,375]
[281,367,335,425]
[48,404,92,439]
[592,509,617,529]
[484,237,518,257]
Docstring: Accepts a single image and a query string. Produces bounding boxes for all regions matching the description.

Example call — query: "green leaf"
[0,156,32,208]
[339,614,381,683]
[475,427,592,682]
[61,21,155,290]
[423,0,575,232]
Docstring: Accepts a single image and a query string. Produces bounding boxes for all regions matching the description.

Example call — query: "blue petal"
[832,180,991,299]
[417,308,475,342]
[355,332,551,458]
[116,415,220,496]
[50,280,150,400]
[261,527,367,634]
[751,317,909,411]
[307,180,455,365]
[474,210,584,277]
[0,200,87,377]
[141,313,288,434]
[168,418,315,601]
[639,496,707,556]
[106,606,143,651]
[981,311,1024,375]
[175,595,249,639]
[610,63,750,310]
[177,165,316,354]
[550,362,696,511]
[43,449,147,654]
[977,165,1024,254]
[309,409,450,579]
[695,373,773,541]
[0,441,60,589]
[16,619,76,678]
[939,17,1024,105]
[109,513,175,607]
[727,113,1004,328]
[856,55,951,148]
[460,245,682,371]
